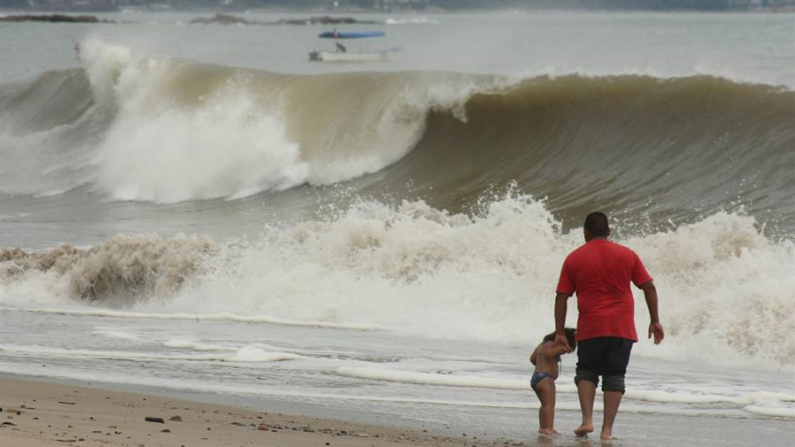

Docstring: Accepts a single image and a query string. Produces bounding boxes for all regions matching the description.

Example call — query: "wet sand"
[4,375,789,447]
[0,376,538,447]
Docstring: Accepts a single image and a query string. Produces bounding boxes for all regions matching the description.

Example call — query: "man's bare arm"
[554,292,571,350]
[640,281,664,344]
[541,341,569,358]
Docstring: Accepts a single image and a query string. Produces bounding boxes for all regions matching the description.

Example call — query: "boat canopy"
[318,31,385,39]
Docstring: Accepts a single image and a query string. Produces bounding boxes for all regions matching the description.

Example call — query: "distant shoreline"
[1,6,794,14]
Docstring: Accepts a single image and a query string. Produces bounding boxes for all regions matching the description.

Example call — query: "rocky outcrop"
[188,14,381,26]
[0,14,114,23]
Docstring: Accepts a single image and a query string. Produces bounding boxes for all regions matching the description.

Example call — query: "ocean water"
[0,10,794,446]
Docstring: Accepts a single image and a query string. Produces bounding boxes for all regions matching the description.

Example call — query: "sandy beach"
[0,376,536,447]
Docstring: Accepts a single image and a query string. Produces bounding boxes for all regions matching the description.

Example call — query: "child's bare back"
[531,340,562,377]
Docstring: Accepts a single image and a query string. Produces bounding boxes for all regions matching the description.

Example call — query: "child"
[529,328,577,436]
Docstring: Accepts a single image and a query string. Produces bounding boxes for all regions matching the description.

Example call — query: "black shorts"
[575,337,634,393]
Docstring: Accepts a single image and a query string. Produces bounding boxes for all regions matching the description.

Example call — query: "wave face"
[379,74,795,231]
[2,42,792,231]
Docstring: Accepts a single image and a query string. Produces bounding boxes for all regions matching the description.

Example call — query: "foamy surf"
[1,345,791,419]
[0,343,302,363]
[335,366,534,390]
[20,308,383,331]
[2,198,793,366]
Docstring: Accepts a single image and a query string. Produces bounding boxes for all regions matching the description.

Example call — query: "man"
[553,212,664,440]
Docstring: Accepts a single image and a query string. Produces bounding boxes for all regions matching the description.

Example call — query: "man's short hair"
[584,212,609,237]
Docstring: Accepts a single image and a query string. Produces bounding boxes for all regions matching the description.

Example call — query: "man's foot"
[574,423,594,437]
[600,428,617,441]
[537,428,560,437]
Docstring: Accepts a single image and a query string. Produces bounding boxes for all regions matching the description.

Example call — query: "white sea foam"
[92,329,146,342]
[3,360,790,420]
[78,40,309,203]
[333,367,783,409]
[162,340,235,351]
[2,198,793,367]
[385,17,440,25]
[227,346,302,362]
[169,200,794,366]
[0,343,300,363]
[626,213,795,365]
[626,389,741,405]
[743,405,795,418]
[335,366,531,390]
[21,308,382,330]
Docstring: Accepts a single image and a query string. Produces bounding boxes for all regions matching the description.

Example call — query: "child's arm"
[539,341,569,359]
[529,347,538,365]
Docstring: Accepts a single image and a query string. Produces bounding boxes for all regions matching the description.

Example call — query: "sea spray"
[1,197,792,365]
[628,213,795,365]
[0,234,216,305]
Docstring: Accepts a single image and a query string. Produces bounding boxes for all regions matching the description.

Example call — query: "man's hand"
[640,281,663,345]
[554,292,571,352]
[554,333,571,352]
[648,322,665,344]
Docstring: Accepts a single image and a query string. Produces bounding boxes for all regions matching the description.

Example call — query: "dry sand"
[0,377,539,447]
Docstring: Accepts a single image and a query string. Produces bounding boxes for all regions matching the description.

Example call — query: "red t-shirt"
[556,239,652,342]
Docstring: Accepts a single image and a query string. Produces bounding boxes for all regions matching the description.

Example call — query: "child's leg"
[535,379,558,435]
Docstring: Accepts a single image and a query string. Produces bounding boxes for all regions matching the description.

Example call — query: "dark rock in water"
[188,13,381,26]
[144,417,165,423]
[189,13,253,25]
[0,14,113,23]
[276,15,381,25]
[277,16,361,25]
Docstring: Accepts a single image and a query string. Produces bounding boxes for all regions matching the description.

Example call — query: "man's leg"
[574,378,596,437]
[574,338,600,438]
[600,338,633,440]
[601,390,622,440]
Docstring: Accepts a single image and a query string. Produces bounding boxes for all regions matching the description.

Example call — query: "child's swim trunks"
[531,372,552,392]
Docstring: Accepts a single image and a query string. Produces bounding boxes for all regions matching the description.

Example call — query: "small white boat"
[309,30,400,63]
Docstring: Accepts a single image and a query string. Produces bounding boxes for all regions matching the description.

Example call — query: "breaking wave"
[1,42,794,367]
[0,41,791,232]
[1,197,793,366]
